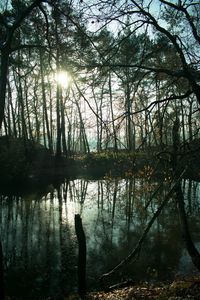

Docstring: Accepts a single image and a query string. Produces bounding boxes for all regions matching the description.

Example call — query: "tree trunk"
[56,85,62,157]
[0,48,10,130]
[109,73,118,150]
[60,96,68,157]
[40,50,53,152]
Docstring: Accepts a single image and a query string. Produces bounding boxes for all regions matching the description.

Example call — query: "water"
[0,178,200,299]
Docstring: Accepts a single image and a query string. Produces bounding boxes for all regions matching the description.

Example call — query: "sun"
[55,71,71,88]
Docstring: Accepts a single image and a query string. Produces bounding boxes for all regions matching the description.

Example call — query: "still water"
[0,178,200,299]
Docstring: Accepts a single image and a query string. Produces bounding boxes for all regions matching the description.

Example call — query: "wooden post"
[0,240,4,300]
[75,214,86,297]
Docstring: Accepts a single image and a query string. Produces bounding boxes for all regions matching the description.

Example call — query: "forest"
[0,0,200,299]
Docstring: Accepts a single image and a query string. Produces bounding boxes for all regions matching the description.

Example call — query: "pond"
[0,177,200,299]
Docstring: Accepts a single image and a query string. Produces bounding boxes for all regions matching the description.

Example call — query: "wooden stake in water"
[75,214,86,297]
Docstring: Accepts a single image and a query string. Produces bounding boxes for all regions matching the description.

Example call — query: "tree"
[0,0,47,129]
[83,0,200,147]
[79,0,200,279]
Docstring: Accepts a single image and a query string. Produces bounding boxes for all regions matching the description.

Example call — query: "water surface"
[0,178,200,299]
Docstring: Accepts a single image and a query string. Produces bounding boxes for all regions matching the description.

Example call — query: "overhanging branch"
[130,90,193,115]
[112,90,193,123]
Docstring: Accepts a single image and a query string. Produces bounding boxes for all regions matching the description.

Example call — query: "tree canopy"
[0,0,199,154]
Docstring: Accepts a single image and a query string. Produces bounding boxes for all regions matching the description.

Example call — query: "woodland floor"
[66,277,200,299]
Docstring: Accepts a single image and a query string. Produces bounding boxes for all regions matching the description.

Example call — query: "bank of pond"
[1,136,200,187]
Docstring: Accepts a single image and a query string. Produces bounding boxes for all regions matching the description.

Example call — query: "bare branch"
[112,90,193,124]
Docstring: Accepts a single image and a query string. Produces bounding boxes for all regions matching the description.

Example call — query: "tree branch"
[112,90,193,123]
[124,0,200,103]
[160,0,200,44]
[129,90,193,115]
[3,0,46,47]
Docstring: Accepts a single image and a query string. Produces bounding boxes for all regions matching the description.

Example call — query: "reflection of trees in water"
[0,178,199,296]
[84,178,200,286]
[183,179,200,215]
[0,187,77,299]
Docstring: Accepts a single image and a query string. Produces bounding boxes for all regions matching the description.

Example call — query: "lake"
[0,177,200,299]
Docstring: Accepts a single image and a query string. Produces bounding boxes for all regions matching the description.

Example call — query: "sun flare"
[55,71,71,88]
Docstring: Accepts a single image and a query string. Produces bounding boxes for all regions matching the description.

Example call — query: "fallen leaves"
[85,277,200,300]
[86,285,163,300]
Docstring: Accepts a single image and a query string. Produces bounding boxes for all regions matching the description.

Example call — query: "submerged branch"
[100,168,187,282]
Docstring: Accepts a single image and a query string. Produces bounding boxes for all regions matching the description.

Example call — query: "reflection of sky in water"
[0,178,200,298]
